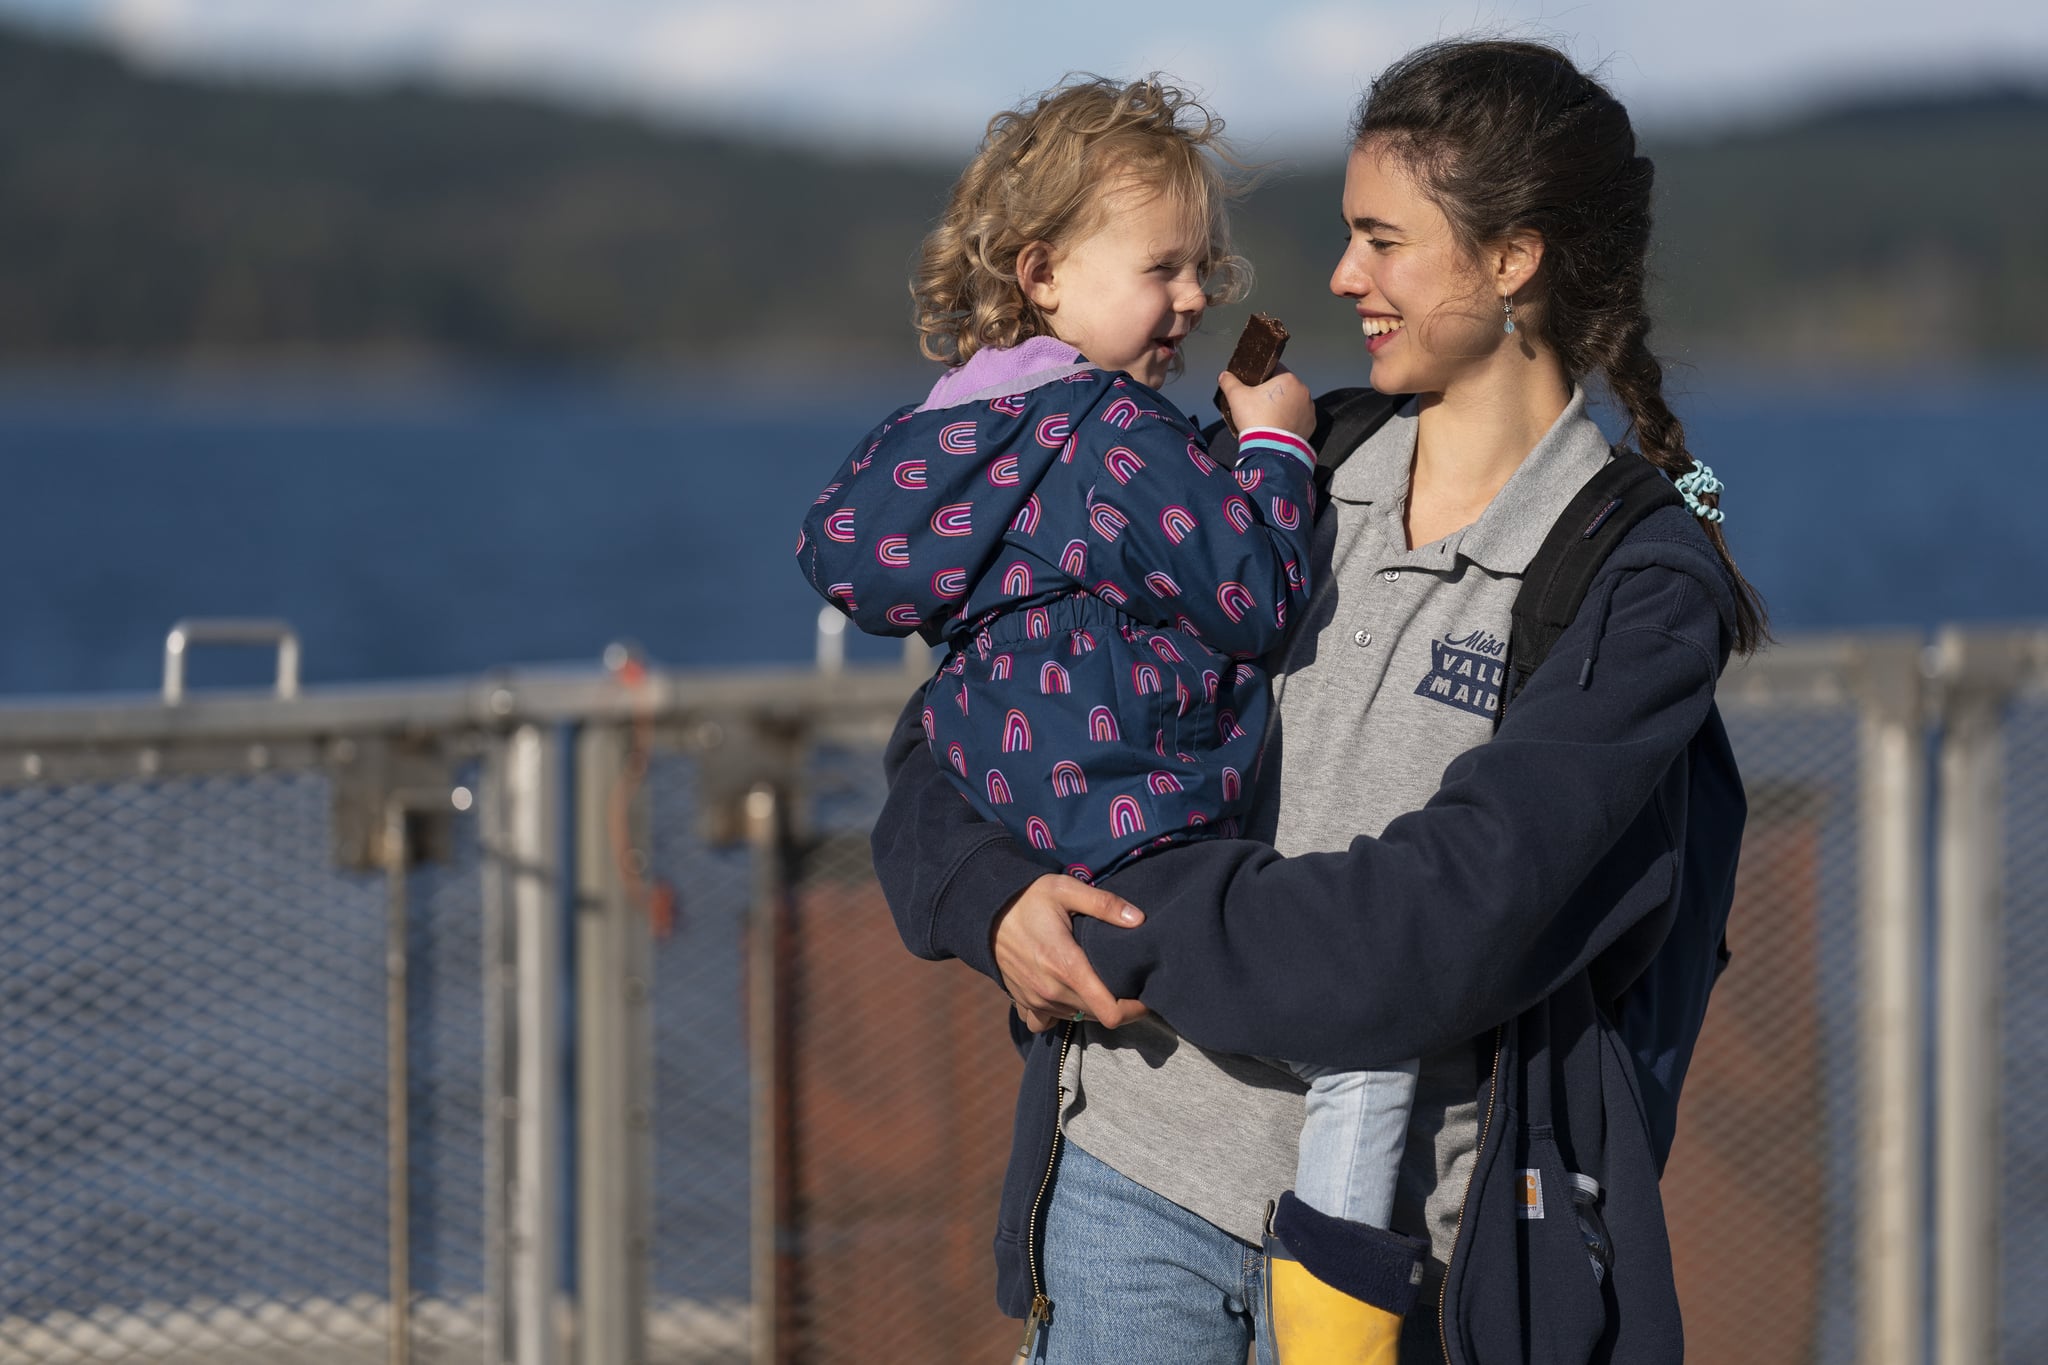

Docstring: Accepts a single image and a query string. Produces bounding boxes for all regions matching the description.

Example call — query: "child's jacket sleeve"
[1052,402,1320,659]
[796,372,1319,656]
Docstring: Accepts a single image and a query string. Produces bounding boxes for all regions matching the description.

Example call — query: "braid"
[1605,325,1771,655]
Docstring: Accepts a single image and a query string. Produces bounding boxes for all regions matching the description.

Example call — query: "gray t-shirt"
[1058,387,1614,1287]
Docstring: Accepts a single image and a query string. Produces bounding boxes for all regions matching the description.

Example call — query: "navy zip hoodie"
[870,501,1744,1363]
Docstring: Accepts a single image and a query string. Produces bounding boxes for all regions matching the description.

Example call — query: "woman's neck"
[1404,352,1573,549]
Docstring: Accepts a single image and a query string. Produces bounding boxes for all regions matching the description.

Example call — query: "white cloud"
[26,0,2048,150]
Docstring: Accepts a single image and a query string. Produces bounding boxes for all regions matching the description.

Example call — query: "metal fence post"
[1932,629,2024,1365]
[483,724,566,1365]
[1852,636,1930,1365]
[576,723,654,1365]
[745,783,796,1365]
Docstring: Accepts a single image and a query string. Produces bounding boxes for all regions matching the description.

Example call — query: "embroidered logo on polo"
[1415,629,1506,717]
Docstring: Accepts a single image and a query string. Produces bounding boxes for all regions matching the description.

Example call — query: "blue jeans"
[1284,1059,1419,1226]
[1034,1140,1277,1365]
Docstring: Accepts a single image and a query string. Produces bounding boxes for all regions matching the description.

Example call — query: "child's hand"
[1218,364,1315,442]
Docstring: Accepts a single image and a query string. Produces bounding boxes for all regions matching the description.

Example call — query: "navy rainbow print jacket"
[798,350,1318,878]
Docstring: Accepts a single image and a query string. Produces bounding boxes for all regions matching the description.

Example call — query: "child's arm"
[1065,392,1319,659]
[796,405,931,637]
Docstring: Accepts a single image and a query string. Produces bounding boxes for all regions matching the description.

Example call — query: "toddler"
[796,76,1418,1260]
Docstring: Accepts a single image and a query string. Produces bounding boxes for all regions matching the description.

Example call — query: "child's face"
[1032,185,1212,390]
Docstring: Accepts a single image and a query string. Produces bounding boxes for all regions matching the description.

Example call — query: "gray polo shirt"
[1058,387,1614,1280]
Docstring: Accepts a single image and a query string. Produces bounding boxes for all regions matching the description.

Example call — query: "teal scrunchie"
[1673,460,1725,524]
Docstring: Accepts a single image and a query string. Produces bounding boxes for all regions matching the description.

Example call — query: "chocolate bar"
[1214,313,1289,435]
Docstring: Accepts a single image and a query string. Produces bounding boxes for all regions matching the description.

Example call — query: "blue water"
[1,369,2043,698]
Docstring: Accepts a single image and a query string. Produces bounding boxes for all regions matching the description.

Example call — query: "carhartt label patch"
[1415,630,1505,718]
[1517,1169,1546,1220]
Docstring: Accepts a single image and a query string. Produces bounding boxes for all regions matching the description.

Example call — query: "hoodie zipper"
[1440,1026,1504,1365]
[1017,1018,1079,1361]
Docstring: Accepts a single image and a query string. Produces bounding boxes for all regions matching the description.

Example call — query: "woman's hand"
[1218,363,1316,442]
[993,874,1150,1033]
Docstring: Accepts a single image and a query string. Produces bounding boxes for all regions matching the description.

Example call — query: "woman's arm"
[871,538,1733,1069]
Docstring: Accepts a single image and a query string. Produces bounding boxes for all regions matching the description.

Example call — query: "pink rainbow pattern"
[1131,663,1162,695]
[988,455,1022,487]
[947,742,967,775]
[1095,581,1129,606]
[989,393,1028,416]
[1002,562,1033,596]
[1061,539,1089,575]
[939,421,978,455]
[920,707,936,743]
[1101,397,1143,430]
[990,653,1013,681]
[1235,466,1263,491]
[1144,571,1180,598]
[875,534,911,567]
[1026,816,1056,850]
[1035,415,1071,449]
[1159,505,1198,544]
[1088,502,1129,541]
[1087,706,1119,742]
[1108,795,1146,838]
[1069,630,1097,655]
[986,769,1014,804]
[1270,496,1301,530]
[1039,661,1070,694]
[930,567,968,598]
[1002,708,1032,752]
[1186,440,1218,475]
[1218,711,1245,743]
[1051,761,1088,797]
[1222,496,1256,533]
[893,460,926,489]
[815,482,843,504]
[823,508,857,542]
[1104,445,1145,484]
[1026,607,1051,639]
[930,503,974,537]
[1222,767,1242,801]
[1147,634,1185,664]
[886,604,921,628]
[1010,494,1042,535]
[1148,771,1184,795]
[1216,581,1254,623]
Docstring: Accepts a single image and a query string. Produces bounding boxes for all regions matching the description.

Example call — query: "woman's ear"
[1493,231,1544,300]
[1017,241,1060,313]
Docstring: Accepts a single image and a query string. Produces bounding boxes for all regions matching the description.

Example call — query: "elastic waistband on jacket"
[972,593,1133,646]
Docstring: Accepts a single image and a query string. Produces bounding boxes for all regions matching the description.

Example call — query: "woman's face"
[1329,140,1512,396]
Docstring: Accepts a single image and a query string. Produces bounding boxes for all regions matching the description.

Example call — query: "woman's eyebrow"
[1348,214,1402,234]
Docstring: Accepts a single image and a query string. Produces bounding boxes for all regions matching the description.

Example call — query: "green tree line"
[2,22,2042,369]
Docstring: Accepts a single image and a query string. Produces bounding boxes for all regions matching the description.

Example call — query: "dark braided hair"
[1354,39,1768,654]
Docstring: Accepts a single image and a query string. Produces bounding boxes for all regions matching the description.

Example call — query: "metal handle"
[163,618,301,705]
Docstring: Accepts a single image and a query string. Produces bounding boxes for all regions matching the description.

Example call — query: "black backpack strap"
[1496,451,1683,730]
[1199,387,1410,494]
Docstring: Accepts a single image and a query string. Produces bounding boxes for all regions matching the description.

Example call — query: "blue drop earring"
[1502,295,1517,335]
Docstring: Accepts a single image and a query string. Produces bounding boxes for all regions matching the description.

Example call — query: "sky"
[4,0,2047,152]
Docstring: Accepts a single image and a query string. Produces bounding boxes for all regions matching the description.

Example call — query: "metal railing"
[0,623,2043,1364]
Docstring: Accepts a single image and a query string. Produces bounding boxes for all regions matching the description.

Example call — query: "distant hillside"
[2,22,2044,370]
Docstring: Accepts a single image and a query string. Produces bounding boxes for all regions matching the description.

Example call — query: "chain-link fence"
[1667,702,1865,1365]
[2001,684,2048,1363]
[0,767,488,1365]
[2,637,2044,1365]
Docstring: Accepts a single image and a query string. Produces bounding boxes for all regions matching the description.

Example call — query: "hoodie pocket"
[1516,1131,1611,1361]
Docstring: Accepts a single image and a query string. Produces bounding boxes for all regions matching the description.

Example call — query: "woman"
[871,38,1763,1364]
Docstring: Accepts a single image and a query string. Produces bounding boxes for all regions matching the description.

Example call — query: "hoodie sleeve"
[1053,391,1320,658]
[872,544,1732,1068]
[796,406,928,634]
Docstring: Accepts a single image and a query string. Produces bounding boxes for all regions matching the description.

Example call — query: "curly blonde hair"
[912,76,1252,370]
